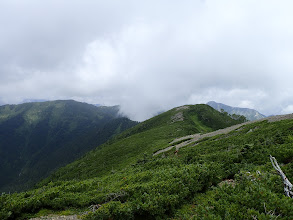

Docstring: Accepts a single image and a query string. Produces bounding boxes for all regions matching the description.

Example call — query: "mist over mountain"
[0,100,137,192]
[1,1,293,120]
[21,99,49,103]
[207,101,266,121]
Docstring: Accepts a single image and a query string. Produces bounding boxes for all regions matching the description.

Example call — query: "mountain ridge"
[41,104,245,184]
[1,104,293,219]
[207,101,266,121]
[0,100,137,192]
[154,112,293,156]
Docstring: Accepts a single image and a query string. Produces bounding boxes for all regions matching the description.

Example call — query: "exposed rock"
[153,146,175,156]
[171,112,184,123]
[29,215,80,220]
[218,179,236,187]
[266,113,293,122]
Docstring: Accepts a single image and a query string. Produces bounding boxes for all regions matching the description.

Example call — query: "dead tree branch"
[270,155,293,198]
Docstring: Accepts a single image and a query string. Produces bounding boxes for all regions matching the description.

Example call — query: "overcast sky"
[1,0,293,121]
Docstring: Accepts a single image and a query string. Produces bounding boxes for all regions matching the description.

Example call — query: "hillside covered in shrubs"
[1,105,292,219]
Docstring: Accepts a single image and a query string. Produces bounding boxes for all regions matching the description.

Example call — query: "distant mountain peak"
[207,101,266,121]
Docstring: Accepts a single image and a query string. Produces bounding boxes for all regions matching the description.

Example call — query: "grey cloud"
[1,0,293,120]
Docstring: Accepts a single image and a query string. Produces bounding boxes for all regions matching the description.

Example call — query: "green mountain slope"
[2,106,292,219]
[41,104,244,183]
[0,100,137,192]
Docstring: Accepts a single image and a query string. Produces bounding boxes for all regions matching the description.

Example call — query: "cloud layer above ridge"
[1,0,293,120]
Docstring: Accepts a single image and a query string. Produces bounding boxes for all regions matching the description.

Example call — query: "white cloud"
[282,105,293,114]
[1,0,293,120]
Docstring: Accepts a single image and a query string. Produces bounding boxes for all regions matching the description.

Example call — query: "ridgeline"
[0,100,137,192]
[1,104,292,219]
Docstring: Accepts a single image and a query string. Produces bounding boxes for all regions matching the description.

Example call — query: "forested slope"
[42,104,244,183]
[0,100,137,192]
[1,105,291,219]
[0,104,252,219]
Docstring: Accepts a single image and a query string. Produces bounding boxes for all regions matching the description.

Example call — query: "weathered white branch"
[270,155,293,198]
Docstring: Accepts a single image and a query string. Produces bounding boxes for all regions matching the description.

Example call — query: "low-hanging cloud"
[1,0,293,121]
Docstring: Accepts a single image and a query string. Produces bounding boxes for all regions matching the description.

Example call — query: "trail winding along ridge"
[153,113,293,156]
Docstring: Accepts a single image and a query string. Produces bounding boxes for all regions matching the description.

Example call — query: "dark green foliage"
[174,171,293,219]
[230,113,248,123]
[1,105,293,219]
[183,104,247,131]
[41,104,240,183]
[0,100,137,192]
[172,119,293,219]
[0,158,222,220]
